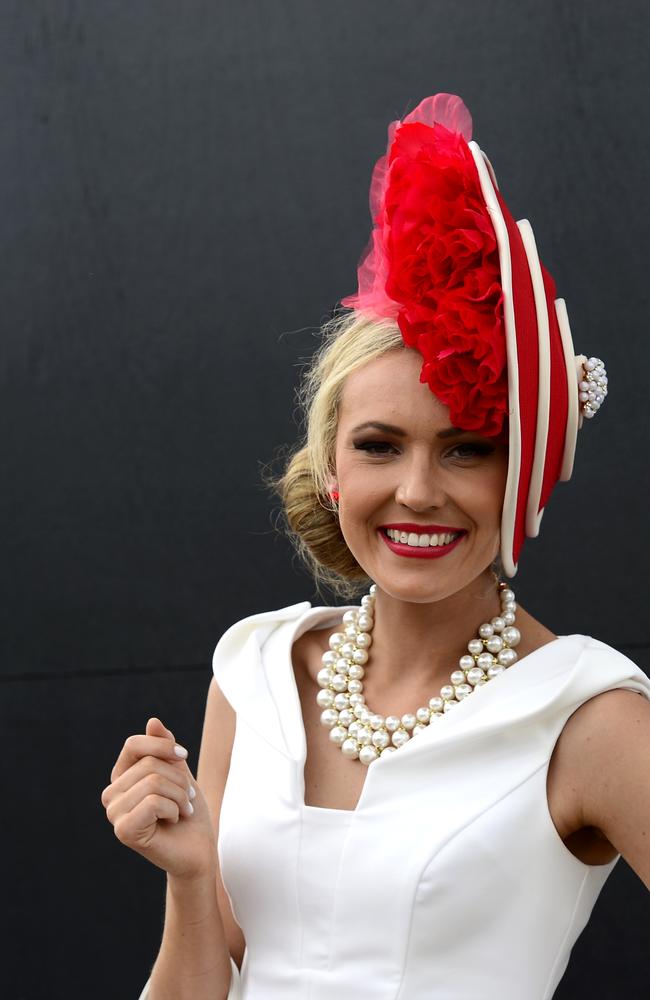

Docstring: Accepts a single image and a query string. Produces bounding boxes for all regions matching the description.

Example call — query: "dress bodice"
[214,602,650,999]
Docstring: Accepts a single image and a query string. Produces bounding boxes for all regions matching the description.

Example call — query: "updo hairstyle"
[269,309,405,599]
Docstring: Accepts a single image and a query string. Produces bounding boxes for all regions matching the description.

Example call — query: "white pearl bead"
[348,663,365,680]
[478,623,494,639]
[430,711,443,720]
[320,708,339,728]
[429,697,444,712]
[502,601,517,614]
[486,635,504,654]
[344,624,358,640]
[357,613,374,631]
[370,714,385,730]
[459,655,475,671]
[501,626,521,647]
[342,610,358,625]
[358,708,371,724]
[454,683,472,699]
[440,684,455,701]
[356,632,372,649]
[317,667,333,688]
[348,691,364,704]
[321,650,337,667]
[385,715,401,732]
[341,738,360,759]
[329,726,347,746]
[401,713,416,731]
[467,638,484,656]
[450,669,466,686]
[360,594,374,608]
[348,721,360,739]
[466,667,486,685]
[416,706,431,723]
[353,703,367,719]
[359,745,379,765]
[338,708,354,727]
[501,588,515,603]
[380,746,396,757]
[335,657,350,674]
[352,648,369,665]
[487,664,505,679]
[497,647,518,667]
[348,680,363,695]
[391,729,410,747]
[372,729,390,749]
[340,641,355,659]
[333,693,350,710]
[477,652,495,671]
[369,583,378,595]
[329,632,346,649]
[413,723,428,735]
[317,689,334,708]
[502,611,516,626]
[357,726,373,745]
[331,673,348,692]
[443,699,459,712]
[491,616,506,633]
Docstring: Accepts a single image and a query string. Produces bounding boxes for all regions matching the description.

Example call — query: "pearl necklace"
[316,582,521,766]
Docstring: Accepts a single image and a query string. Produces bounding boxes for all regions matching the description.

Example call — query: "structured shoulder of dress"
[211,601,312,678]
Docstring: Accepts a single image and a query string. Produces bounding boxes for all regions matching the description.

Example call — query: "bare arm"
[145,678,244,997]
[564,688,650,889]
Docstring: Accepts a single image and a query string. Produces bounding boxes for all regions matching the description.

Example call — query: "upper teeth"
[385,529,460,547]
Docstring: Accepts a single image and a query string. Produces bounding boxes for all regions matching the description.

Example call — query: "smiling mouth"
[378,527,466,559]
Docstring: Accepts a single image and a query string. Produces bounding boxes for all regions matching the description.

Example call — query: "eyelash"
[353,440,495,459]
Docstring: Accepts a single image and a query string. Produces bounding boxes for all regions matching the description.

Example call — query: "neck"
[367,570,503,690]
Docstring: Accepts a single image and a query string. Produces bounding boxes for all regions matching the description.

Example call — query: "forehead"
[337,348,451,430]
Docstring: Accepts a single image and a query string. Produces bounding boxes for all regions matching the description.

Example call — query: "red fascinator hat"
[341,94,607,577]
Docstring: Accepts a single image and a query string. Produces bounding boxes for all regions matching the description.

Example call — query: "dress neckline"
[284,602,569,817]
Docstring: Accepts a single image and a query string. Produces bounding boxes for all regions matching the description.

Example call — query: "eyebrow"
[350,421,470,439]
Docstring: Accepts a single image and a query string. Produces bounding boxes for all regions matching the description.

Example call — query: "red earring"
[329,489,340,502]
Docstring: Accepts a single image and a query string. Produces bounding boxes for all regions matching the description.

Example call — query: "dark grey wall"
[2,1,648,997]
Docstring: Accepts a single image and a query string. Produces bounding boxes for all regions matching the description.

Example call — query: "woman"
[102,94,650,999]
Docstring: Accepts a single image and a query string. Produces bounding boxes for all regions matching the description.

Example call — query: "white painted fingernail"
[186,801,194,815]
[188,785,196,799]
[174,744,188,758]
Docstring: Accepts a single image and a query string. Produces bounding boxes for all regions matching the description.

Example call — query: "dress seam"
[393,756,564,1000]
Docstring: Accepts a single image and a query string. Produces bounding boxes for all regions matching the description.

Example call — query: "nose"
[395,451,447,511]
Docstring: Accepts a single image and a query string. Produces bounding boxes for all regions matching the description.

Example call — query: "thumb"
[146,717,175,741]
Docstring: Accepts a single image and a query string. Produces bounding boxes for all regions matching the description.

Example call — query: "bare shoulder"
[559,686,650,887]
[196,677,245,966]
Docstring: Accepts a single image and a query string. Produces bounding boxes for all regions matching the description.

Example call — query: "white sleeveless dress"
[139,601,650,1000]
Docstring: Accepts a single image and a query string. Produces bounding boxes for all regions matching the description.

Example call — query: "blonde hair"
[266,309,406,599]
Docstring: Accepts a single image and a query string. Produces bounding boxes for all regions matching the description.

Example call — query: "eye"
[447,441,495,459]
[353,439,396,455]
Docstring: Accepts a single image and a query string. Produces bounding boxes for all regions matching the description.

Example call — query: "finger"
[106,772,194,826]
[147,717,174,741]
[110,730,189,783]
[102,755,194,807]
[113,793,182,846]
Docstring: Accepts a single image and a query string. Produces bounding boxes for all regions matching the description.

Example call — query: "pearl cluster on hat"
[579,357,608,419]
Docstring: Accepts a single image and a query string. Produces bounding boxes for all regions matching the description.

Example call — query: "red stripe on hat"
[538,266,569,513]
[495,189,539,568]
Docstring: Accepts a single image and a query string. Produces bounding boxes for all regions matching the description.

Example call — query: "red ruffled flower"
[342,96,507,438]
